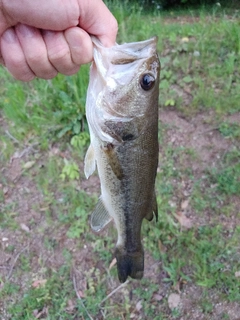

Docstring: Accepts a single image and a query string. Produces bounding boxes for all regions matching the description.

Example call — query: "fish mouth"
[91,36,158,79]
[109,37,158,65]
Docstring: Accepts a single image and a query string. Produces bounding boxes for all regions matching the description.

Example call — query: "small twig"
[99,280,130,306]
[7,246,28,280]
[5,130,20,144]
[18,142,39,158]
[72,273,93,320]
[196,126,219,136]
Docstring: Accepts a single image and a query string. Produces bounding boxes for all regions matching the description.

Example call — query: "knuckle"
[48,47,70,64]
[6,55,23,70]
[61,65,80,76]
[4,54,35,81]
[24,53,58,79]
[14,70,35,82]
[27,52,45,66]
[39,70,58,80]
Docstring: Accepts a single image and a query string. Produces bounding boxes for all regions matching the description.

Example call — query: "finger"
[15,24,58,79]
[64,27,93,65]
[42,30,79,76]
[1,27,35,81]
[2,0,79,31]
[78,0,118,47]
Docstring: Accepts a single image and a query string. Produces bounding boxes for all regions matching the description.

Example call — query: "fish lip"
[91,36,158,78]
[112,36,158,55]
[91,35,157,52]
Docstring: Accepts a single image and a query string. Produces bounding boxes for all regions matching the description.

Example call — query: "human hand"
[0,0,118,81]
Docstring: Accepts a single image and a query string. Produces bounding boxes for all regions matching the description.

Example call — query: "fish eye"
[140,73,155,91]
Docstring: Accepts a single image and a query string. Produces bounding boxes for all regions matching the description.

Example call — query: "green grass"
[0,2,240,319]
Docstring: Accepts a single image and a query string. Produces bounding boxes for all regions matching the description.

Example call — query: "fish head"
[88,37,160,141]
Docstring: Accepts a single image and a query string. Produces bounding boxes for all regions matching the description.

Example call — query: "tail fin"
[115,247,144,283]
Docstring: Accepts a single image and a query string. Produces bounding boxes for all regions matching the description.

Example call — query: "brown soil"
[0,108,239,319]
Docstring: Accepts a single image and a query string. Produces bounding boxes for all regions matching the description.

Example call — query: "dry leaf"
[34,306,48,319]
[193,50,200,57]
[235,271,240,278]
[180,199,189,210]
[49,147,60,156]
[173,281,181,294]
[23,161,35,169]
[33,309,39,317]
[158,240,166,253]
[77,290,85,298]
[152,293,163,302]
[20,223,30,233]
[109,258,117,270]
[168,293,180,309]
[175,211,193,229]
[66,299,75,312]
[181,37,189,42]
[136,300,143,311]
[3,187,8,195]
[32,279,47,288]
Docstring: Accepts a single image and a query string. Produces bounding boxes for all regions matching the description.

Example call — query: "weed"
[209,149,240,196]
[70,131,90,155]
[0,3,240,319]
[60,159,80,181]
[213,165,240,195]
[6,267,77,320]
[66,206,88,239]
[219,122,240,139]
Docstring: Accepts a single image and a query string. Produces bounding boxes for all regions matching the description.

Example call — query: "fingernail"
[2,28,17,43]
[17,24,36,37]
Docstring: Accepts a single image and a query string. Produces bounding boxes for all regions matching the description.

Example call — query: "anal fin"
[145,210,154,221]
[153,192,158,222]
[91,197,112,232]
[145,192,158,222]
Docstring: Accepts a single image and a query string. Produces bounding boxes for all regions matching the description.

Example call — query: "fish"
[84,36,160,283]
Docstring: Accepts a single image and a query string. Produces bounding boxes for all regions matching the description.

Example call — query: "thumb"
[78,0,118,47]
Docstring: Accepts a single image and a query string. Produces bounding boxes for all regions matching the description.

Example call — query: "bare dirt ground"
[0,108,240,319]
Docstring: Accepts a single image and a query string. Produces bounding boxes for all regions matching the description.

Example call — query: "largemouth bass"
[84,37,160,283]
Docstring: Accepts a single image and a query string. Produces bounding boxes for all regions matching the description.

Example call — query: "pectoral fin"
[84,144,96,179]
[91,197,112,232]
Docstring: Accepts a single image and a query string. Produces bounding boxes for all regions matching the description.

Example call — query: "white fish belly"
[93,138,126,247]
